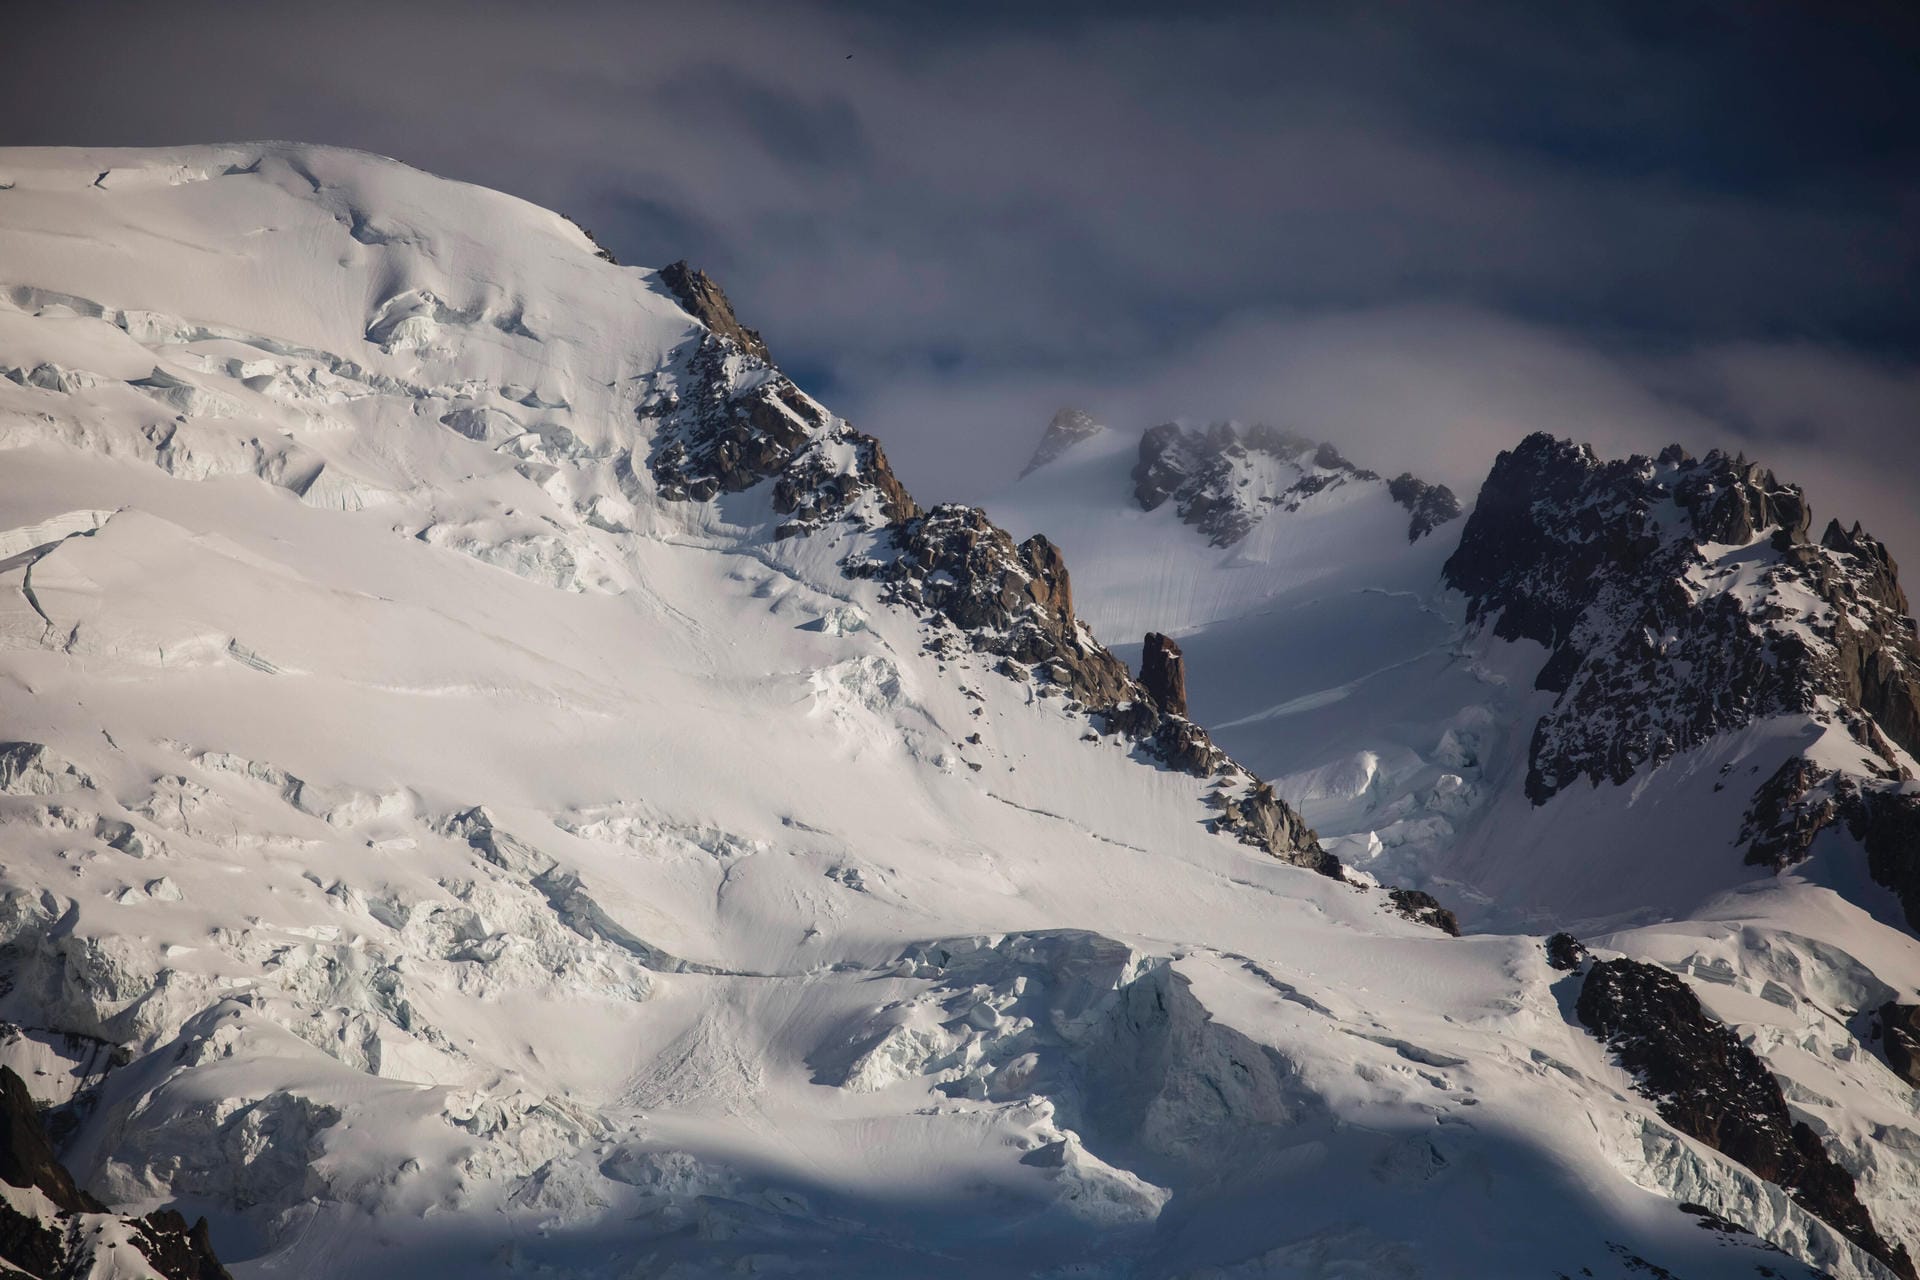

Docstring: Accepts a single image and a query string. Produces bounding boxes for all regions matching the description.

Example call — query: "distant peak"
[657,260,770,362]
[1125,420,1458,546]
[1019,408,1106,479]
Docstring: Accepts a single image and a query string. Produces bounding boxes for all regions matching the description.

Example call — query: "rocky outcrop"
[0,1066,93,1214]
[849,505,1133,712]
[0,1066,233,1280]
[1019,408,1104,479]
[1850,783,1920,934]
[657,260,769,362]
[643,267,917,534]
[1822,518,1920,753]
[1731,758,1920,931]
[1139,633,1188,719]
[1739,756,1842,871]
[126,1212,233,1280]
[1576,960,1914,1279]
[1212,780,1338,878]
[642,335,828,502]
[847,509,1336,874]
[1387,473,1462,541]
[1544,932,1587,970]
[1134,422,1328,547]
[1387,888,1460,936]
[1129,422,1458,546]
[1878,1002,1920,1088]
[770,429,920,536]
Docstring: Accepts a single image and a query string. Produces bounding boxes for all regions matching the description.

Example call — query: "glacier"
[0,143,1915,1279]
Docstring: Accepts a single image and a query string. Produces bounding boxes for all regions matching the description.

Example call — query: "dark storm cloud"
[3,1,1916,563]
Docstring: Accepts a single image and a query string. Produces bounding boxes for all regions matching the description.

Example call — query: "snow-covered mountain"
[993,409,1920,1273]
[1,143,1918,1280]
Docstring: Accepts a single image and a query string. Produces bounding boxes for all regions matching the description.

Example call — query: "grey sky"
[5,1,1916,567]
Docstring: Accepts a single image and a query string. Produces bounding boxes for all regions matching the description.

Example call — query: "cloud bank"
[4,1,1915,564]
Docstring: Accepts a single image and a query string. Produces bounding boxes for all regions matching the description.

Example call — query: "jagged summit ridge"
[1128,420,1461,547]
[1444,431,1920,926]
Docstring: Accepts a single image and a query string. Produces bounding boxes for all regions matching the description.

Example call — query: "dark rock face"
[1386,473,1463,542]
[0,1064,95,1213]
[657,260,769,362]
[0,1065,233,1279]
[1576,960,1915,1278]
[1444,434,1920,928]
[1387,888,1460,936]
[1020,408,1105,479]
[1878,1002,1920,1087]
[1739,756,1842,871]
[1139,633,1188,719]
[1446,434,1920,803]
[1734,758,1920,932]
[1544,932,1588,971]
[128,1211,234,1280]
[1850,785,1920,933]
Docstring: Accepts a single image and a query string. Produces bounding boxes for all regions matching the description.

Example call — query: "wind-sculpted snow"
[1,142,1918,1279]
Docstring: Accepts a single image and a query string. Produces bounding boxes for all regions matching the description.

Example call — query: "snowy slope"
[0,144,1914,1279]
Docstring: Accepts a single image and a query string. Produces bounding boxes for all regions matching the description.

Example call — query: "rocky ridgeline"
[1445,433,1920,926]
[643,269,1340,876]
[1129,420,1459,547]
[848,507,1337,876]
[640,262,917,538]
[0,1065,232,1279]
[1576,959,1915,1279]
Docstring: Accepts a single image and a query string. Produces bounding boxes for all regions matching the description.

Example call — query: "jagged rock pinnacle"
[1139,632,1188,719]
